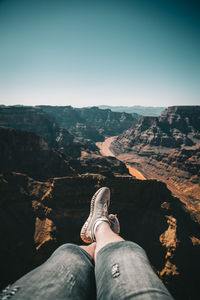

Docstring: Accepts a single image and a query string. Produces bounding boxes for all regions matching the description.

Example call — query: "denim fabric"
[95,241,173,300]
[2,244,96,300]
[1,242,174,300]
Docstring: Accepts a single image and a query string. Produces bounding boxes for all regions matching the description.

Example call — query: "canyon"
[111,106,200,219]
[0,105,199,299]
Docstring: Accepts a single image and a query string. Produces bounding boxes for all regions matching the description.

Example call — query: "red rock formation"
[111,106,200,154]
[111,106,200,217]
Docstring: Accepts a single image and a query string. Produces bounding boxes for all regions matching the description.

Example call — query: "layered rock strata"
[0,106,98,158]
[38,105,139,140]
[0,126,130,180]
[111,106,200,211]
[112,106,200,154]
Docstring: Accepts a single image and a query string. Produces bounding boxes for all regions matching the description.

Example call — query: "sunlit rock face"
[110,106,200,215]
[111,106,200,154]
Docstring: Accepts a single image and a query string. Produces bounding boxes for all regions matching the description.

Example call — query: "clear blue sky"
[0,0,199,107]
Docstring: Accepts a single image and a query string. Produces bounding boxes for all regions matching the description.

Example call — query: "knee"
[51,243,80,258]
[56,243,78,252]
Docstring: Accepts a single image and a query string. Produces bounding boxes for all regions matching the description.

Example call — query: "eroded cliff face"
[0,127,76,180]
[112,106,200,154]
[151,147,200,208]
[0,126,131,180]
[0,106,98,158]
[0,172,199,300]
[111,106,200,214]
[159,106,200,138]
[70,154,131,178]
[38,105,139,140]
[0,106,71,146]
[0,172,50,289]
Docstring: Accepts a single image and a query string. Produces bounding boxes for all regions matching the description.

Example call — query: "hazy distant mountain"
[98,105,166,116]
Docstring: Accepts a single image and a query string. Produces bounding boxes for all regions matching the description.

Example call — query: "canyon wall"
[38,105,139,140]
[111,106,200,213]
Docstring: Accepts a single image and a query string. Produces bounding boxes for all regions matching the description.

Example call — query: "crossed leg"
[94,222,173,300]
[3,224,173,300]
[2,244,96,300]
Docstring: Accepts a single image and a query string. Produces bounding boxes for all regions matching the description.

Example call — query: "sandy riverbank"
[96,136,116,157]
[96,137,146,180]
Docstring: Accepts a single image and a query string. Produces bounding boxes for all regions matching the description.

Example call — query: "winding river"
[96,137,146,180]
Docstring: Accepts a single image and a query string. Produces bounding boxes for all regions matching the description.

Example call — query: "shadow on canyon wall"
[0,172,199,300]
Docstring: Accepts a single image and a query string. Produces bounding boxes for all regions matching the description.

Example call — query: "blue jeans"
[1,241,173,299]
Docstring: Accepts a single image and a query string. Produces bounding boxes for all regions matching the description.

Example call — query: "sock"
[94,219,110,239]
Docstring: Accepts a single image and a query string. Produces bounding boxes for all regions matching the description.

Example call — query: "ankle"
[95,221,111,236]
[93,218,110,240]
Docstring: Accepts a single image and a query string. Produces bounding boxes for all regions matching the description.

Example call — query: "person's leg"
[2,244,96,300]
[94,222,123,260]
[80,242,96,260]
[95,222,173,300]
